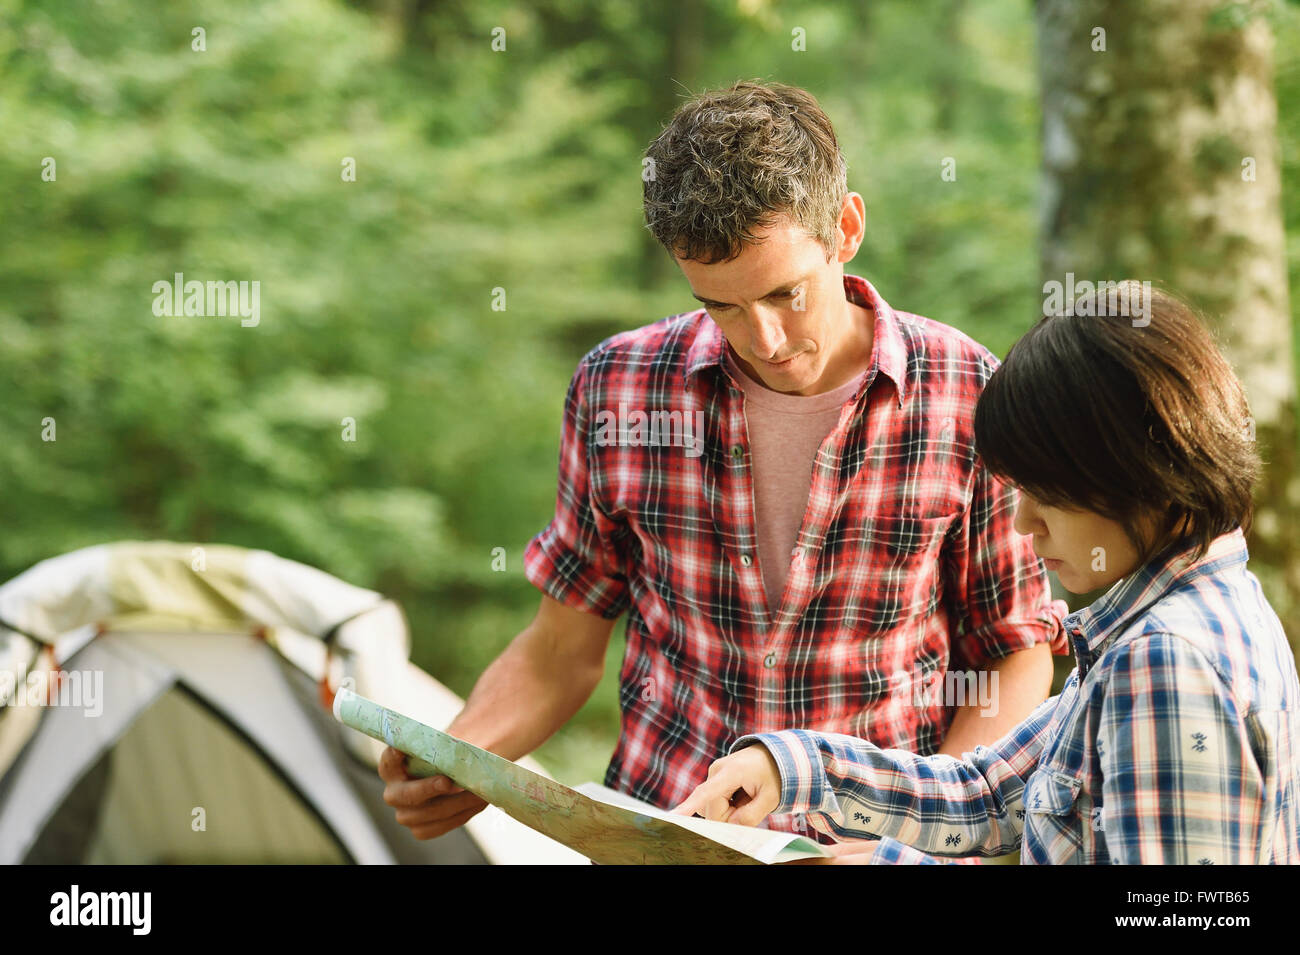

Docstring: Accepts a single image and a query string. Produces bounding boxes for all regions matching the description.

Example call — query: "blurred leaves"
[2,0,1298,781]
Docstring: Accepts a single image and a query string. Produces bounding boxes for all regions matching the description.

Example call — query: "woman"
[675,283,1300,864]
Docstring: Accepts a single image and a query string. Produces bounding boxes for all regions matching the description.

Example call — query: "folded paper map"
[333,687,831,865]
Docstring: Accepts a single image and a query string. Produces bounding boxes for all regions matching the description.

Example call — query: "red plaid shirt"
[524,274,1068,838]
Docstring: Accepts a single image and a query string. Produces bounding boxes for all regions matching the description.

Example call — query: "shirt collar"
[683,273,909,408]
[1064,527,1251,668]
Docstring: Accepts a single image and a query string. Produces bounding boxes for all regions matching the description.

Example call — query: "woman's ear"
[1124,509,1164,567]
[1141,507,1188,562]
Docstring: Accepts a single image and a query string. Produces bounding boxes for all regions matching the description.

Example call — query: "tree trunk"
[637,0,703,287]
[1036,0,1298,651]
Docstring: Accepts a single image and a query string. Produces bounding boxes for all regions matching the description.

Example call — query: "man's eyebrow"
[691,277,808,307]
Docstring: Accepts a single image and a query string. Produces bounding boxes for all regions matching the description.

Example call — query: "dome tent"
[0,541,583,864]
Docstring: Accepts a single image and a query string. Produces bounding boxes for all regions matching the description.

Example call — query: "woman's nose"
[1012,490,1043,536]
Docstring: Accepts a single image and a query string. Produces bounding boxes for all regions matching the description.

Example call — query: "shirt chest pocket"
[1024,770,1082,816]
[820,513,955,635]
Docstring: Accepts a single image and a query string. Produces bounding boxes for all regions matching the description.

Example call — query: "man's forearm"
[444,626,605,762]
[935,642,1052,757]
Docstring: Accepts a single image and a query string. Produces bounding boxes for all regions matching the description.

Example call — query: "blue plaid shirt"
[735,527,1300,863]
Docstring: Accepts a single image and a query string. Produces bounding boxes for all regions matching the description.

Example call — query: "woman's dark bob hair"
[974,281,1260,569]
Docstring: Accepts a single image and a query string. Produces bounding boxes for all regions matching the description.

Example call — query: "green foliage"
[2,0,1297,783]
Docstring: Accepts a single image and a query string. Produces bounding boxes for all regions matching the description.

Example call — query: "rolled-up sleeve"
[946,456,1070,668]
[523,357,630,619]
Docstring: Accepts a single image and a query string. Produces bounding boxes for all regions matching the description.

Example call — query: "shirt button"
[791,546,802,563]
[740,553,753,567]
[764,652,777,668]
[730,444,744,459]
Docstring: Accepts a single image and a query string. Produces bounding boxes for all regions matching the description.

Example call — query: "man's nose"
[748,307,787,359]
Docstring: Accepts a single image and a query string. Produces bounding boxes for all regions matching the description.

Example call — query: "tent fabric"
[0,541,412,766]
[0,541,587,865]
[0,541,389,646]
[34,684,352,864]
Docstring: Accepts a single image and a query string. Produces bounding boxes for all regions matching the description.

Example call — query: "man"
[380,80,1067,847]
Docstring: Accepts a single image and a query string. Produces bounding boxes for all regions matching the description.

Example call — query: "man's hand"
[378,746,487,840]
[378,593,613,841]
[672,743,783,826]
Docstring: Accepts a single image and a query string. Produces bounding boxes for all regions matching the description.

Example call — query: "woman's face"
[1012,488,1157,594]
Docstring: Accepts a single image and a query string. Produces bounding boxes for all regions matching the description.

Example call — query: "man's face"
[1013,488,1155,594]
[674,207,863,396]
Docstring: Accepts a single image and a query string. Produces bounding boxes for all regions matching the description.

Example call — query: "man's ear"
[835,192,867,262]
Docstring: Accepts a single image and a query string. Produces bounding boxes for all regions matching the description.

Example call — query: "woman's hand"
[672,743,783,826]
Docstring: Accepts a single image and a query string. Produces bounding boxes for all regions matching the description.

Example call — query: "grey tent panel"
[0,634,489,864]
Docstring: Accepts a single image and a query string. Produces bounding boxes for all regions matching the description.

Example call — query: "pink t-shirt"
[723,346,868,613]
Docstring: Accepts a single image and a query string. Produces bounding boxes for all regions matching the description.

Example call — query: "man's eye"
[705,292,796,312]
